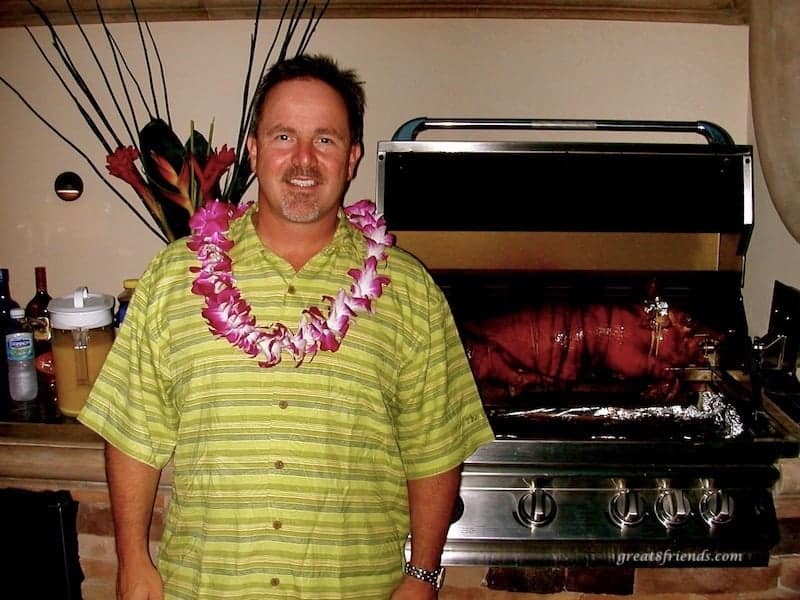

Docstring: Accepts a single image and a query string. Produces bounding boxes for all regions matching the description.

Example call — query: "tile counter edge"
[0,421,173,486]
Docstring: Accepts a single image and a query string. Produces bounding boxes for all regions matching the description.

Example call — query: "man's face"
[246,78,362,225]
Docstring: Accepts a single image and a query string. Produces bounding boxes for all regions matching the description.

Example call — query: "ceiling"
[1,0,751,28]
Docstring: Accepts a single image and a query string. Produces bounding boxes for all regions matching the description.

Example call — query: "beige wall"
[0,17,797,338]
[745,121,800,336]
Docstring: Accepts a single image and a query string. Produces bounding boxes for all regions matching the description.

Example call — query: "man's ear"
[246,135,257,171]
[347,142,363,181]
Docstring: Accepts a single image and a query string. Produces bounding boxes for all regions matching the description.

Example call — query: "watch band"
[403,563,446,590]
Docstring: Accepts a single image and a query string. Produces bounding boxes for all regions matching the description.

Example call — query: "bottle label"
[32,317,52,343]
[6,333,34,361]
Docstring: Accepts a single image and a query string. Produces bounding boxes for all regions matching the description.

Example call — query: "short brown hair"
[248,54,366,145]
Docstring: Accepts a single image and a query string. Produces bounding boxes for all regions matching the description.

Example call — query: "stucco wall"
[0,17,797,335]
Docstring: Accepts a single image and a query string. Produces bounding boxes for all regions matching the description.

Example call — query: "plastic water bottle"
[6,308,38,402]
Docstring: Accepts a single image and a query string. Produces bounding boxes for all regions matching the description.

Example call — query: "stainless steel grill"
[378,118,800,567]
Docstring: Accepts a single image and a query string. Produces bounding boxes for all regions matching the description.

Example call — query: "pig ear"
[678,313,694,328]
[669,308,695,330]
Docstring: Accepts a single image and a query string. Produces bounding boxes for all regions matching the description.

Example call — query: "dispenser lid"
[49,287,114,329]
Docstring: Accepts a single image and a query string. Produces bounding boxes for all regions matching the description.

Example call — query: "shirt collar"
[228,203,365,266]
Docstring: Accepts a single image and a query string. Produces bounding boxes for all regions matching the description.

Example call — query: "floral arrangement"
[188,199,395,367]
[1,0,328,243]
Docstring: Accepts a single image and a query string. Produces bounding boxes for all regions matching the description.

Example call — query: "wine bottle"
[1,268,20,409]
[0,268,19,325]
[25,266,52,352]
[25,266,58,420]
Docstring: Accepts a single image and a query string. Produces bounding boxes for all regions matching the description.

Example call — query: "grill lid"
[376,118,766,443]
[377,118,753,271]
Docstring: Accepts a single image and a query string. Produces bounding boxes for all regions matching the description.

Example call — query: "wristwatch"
[403,563,446,590]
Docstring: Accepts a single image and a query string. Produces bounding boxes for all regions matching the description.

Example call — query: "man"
[79,54,494,599]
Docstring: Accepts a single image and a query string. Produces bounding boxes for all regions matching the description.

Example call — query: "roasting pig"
[463,298,715,400]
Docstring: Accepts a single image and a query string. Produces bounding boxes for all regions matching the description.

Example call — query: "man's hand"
[116,558,163,600]
[105,443,163,600]
[389,575,438,599]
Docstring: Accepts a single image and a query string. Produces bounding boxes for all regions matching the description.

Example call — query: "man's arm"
[105,442,164,599]
[391,465,462,599]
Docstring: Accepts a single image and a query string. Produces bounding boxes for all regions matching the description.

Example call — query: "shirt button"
[287,285,296,294]
[270,577,280,586]
[278,400,288,409]
[273,520,282,530]
[274,460,285,470]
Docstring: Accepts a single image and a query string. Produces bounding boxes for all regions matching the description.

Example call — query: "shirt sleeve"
[393,274,495,480]
[78,249,179,469]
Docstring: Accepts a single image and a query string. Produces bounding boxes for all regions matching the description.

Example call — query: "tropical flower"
[188,200,393,367]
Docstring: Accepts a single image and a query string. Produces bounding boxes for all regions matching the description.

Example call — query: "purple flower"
[189,199,393,367]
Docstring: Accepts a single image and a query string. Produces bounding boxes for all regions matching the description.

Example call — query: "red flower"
[107,146,173,240]
[195,145,237,205]
[107,146,144,188]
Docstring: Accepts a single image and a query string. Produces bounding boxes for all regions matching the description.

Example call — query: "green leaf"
[152,186,192,240]
[224,150,254,204]
[138,118,195,239]
[186,129,210,160]
[139,118,185,193]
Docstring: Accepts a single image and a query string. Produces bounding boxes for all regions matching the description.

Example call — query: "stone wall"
[1,423,798,599]
[61,462,800,599]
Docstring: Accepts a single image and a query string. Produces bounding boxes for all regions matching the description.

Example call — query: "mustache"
[283,166,323,183]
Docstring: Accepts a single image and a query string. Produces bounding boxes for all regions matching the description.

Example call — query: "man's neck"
[253,210,339,272]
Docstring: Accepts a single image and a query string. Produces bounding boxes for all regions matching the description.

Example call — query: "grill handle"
[391,117,735,146]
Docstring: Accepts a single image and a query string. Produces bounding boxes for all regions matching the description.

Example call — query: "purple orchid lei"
[187,199,395,367]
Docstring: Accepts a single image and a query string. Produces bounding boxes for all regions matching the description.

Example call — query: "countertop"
[0,421,172,486]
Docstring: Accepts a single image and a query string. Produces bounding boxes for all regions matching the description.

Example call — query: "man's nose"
[293,139,317,166]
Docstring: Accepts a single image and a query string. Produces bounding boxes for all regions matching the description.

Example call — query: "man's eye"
[277,133,290,141]
[318,137,332,144]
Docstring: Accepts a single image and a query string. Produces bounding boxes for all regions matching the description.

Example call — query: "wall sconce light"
[54,171,84,201]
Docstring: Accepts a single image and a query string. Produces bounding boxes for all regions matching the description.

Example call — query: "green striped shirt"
[78,205,494,599]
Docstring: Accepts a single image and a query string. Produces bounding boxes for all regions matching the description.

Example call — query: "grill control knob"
[700,489,735,526]
[517,489,556,528]
[609,490,646,528]
[654,488,692,528]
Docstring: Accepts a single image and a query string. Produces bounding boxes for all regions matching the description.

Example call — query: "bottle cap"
[123,278,139,290]
[49,287,114,329]
[10,308,24,319]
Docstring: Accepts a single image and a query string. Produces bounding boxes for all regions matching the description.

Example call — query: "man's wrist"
[403,563,446,590]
